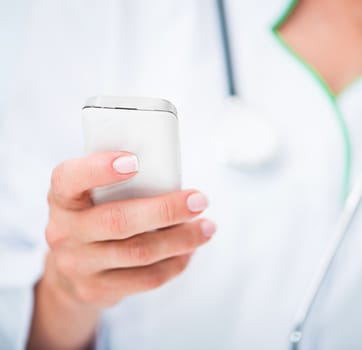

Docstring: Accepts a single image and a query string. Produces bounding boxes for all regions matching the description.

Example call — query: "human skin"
[27,152,216,350]
[279,0,362,94]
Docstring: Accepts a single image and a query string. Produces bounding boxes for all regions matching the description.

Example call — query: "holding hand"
[28,151,215,349]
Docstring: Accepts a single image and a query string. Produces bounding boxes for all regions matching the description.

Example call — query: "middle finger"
[75,219,216,273]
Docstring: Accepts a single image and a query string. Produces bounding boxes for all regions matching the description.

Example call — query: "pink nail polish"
[112,155,138,174]
[186,193,209,213]
[200,220,216,238]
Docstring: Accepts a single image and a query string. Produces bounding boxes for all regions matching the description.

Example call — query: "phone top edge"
[83,96,177,117]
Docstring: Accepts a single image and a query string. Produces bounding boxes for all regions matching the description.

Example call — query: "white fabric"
[0,0,362,349]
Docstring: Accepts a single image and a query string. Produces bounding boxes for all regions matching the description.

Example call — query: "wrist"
[42,253,93,311]
[28,253,100,350]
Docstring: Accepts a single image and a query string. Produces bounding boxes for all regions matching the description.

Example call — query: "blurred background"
[1,1,362,349]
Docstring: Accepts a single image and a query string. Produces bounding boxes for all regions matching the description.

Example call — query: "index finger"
[49,151,138,209]
[78,190,209,242]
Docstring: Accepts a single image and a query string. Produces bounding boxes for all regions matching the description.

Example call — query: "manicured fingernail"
[112,155,138,174]
[200,220,216,238]
[187,192,209,213]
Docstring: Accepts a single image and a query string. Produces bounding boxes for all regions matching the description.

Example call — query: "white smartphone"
[82,96,181,204]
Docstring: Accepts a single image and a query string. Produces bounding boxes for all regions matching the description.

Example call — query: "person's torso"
[1,1,362,349]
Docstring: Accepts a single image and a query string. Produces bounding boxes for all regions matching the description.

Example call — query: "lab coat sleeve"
[0,288,32,350]
[0,139,48,349]
[0,240,45,350]
[0,3,47,347]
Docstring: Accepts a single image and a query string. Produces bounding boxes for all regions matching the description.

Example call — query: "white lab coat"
[1,1,362,349]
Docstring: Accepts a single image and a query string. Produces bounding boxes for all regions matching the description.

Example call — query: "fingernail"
[112,155,138,174]
[200,220,217,238]
[187,192,209,213]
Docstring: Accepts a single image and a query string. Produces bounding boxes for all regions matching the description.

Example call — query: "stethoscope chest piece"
[215,97,280,169]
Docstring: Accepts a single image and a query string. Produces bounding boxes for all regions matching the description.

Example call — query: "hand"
[46,151,215,306]
[28,151,216,349]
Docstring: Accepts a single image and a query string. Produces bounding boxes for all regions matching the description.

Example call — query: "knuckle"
[127,238,152,264]
[87,157,103,181]
[101,205,129,236]
[50,163,66,197]
[158,198,177,224]
[45,222,63,249]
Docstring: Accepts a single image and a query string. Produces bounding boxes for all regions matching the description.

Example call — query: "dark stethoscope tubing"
[216,0,237,97]
[215,0,282,169]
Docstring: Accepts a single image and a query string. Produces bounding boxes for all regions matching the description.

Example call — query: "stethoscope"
[216,1,362,349]
[215,0,280,170]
